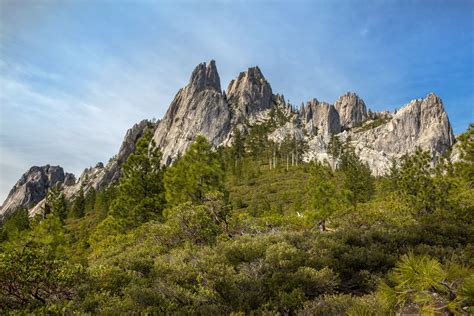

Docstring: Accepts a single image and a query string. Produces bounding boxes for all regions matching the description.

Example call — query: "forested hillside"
[1,124,473,315]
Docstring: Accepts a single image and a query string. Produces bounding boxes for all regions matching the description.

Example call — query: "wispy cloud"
[0,0,472,202]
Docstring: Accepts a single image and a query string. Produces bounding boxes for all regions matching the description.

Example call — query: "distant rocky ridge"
[0,60,456,219]
[0,120,152,219]
[0,165,75,220]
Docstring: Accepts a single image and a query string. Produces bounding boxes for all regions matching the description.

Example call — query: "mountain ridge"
[0,60,456,219]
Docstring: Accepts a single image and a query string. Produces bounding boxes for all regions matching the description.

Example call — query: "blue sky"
[0,0,473,202]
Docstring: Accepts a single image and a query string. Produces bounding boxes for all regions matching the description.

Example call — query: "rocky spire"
[189,60,221,92]
[0,165,74,220]
[153,60,231,164]
[301,99,341,136]
[226,66,273,118]
[1,60,459,219]
[342,92,456,175]
[374,92,455,154]
[334,92,368,129]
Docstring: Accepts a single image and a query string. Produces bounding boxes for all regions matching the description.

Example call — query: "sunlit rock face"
[341,93,455,175]
[299,99,341,136]
[334,92,368,129]
[153,60,231,165]
[0,165,73,219]
[1,60,457,218]
[226,66,273,120]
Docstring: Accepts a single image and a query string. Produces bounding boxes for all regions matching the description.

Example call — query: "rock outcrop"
[0,165,74,220]
[334,92,368,129]
[0,120,152,219]
[1,60,458,219]
[340,93,455,175]
[64,119,152,197]
[300,99,341,135]
[153,60,231,164]
[351,93,454,155]
[226,66,273,120]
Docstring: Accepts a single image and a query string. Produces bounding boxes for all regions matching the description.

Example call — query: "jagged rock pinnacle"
[334,92,368,129]
[153,60,230,164]
[1,60,458,219]
[226,66,273,117]
[189,60,221,92]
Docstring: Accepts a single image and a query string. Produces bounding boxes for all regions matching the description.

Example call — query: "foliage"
[164,135,225,207]
[45,185,68,222]
[71,187,86,218]
[339,142,374,208]
[307,161,345,229]
[110,129,165,224]
[1,125,473,314]
[377,253,473,314]
[355,117,390,133]
[0,241,85,311]
[0,207,30,242]
[455,123,474,187]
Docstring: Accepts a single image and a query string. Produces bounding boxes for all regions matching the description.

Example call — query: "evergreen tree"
[378,253,472,315]
[45,185,68,222]
[231,129,245,176]
[110,130,165,224]
[397,149,442,214]
[327,134,343,160]
[84,188,96,212]
[455,123,474,187]
[71,187,86,218]
[384,158,400,192]
[308,161,342,231]
[340,144,374,208]
[0,208,30,242]
[164,135,225,207]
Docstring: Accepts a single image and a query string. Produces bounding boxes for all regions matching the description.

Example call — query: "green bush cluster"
[1,124,473,315]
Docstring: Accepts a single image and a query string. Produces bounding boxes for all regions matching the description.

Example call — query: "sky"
[0,0,473,202]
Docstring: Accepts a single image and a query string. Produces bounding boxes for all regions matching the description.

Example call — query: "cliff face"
[300,99,341,136]
[353,93,455,156]
[152,60,231,164]
[340,93,455,175]
[1,60,457,218]
[334,92,368,129]
[0,120,152,219]
[226,66,273,120]
[0,165,74,219]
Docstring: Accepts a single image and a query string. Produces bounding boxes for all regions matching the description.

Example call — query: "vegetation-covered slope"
[1,125,473,315]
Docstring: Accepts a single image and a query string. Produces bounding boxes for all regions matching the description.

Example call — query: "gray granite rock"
[0,60,458,219]
[226,66,273,121]
[341,93,454,175]
[0,165,70,220]
[152,60,231,165]
[334,92,368,129]
[299,99,341,135]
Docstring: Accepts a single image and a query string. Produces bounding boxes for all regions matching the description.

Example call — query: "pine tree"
[45,185,68,222]
[340,144,374,209]
[164,135,225,207]
[455,123,474,187]
[308,161,342,231]
[397,149,440,214]
[327,134,343,169]
[110,129,165,224]
[231,129,245,176]
[71,187,86,218]
[0,208,30,241]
